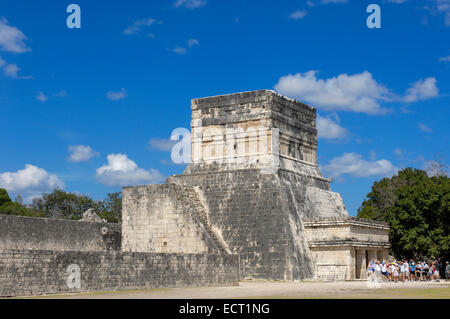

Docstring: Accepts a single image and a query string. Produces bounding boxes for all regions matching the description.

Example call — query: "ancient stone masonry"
[0,214,121,252]
[0,90,391,297]
[0,250,238,297]
[122,183,230,254]
[0,213,239,297]
[303,217,390,281]
[124,90,389,281]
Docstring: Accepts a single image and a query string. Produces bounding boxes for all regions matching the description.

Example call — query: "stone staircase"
[173,184,231,255]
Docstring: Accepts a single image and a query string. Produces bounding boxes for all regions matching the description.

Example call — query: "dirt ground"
[30,280,450,299]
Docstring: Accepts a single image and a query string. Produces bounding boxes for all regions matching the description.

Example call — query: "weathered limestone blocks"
[122,89,390,282]
[303,217,390,280]
[168,169,316,280]
[122,183,227,254]
[0,250,239,297]
[80,208,106,223]
[0,214,121,252]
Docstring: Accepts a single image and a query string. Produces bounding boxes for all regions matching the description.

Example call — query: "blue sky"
[0,0,449,216]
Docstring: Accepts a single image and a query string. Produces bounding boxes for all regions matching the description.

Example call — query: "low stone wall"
[0,214,121,252]
[0,250,239,297]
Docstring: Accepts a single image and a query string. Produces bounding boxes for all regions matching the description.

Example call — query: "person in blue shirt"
[410,261,416,281]
[367,258,375,281]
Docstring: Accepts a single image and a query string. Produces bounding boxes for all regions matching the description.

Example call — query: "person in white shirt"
[422,262,429,281]
[400,262,406,282]
[374,260,382,284]
[392,263,399,283]
[403,260,410,282]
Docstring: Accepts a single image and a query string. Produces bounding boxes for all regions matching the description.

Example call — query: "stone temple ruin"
[122,90,390,281]
[0,90,390,297]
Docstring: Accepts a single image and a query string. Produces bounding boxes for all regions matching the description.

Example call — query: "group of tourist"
[367,259,450,283]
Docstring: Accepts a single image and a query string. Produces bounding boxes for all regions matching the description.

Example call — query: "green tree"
[357,168,428,221]
[98,192,122,223]
[30,189,121,223]
[358,168,449,260]
[1,188,121,222]
[0,188,12,207]
[0,188,44,217]
[31,189,101,220]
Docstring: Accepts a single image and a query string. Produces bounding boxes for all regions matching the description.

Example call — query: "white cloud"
[2,63,32,79]
[172,46,187,55]
[386,0,408,3]
[394,148,403,156]
[321,0,347,3]
[3,63,18,77]
[316,114,348,139]
[54,90,67,97]
[68,145,100,163]
[36,91,48,102]
[148,138,177,151]
[439,55,450,62]
[307,0,347,5]
[188,38,199,48]
[96,154,164,187]
[0,164,64,201]
[274,71,440,113]
[422,0,450,26]
[436,0,450,21]
[289,10,307,20]
[403,77,439,102]
[106,88,127,100]
[0,17,30,53]
[0,56,5,67]
[171,39,198,54]
[274,70,391,114]
[322,152,397,178]
[123,18,161,35]
[174,0,207,9]
[418,123,432,133]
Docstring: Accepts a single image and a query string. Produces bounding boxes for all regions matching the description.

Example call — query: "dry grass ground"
[22,280,450,299]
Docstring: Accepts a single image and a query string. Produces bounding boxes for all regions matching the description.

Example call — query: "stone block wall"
[168,169,316,280]
[303,217,389,244]
[122,184,221,254]
[308,246,355,281]
[303,217,390,280]
[0,250,239,297]
[0,214,121,252]
[190,90,318,171]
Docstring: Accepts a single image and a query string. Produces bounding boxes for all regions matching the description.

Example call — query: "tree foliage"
[31,189,102,220]
[0,188,121,223]
[358,168,450,260]
[0,188,44,217]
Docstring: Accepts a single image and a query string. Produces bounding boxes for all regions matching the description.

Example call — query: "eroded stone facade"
[304,217,390,280]
[123,90,390,281]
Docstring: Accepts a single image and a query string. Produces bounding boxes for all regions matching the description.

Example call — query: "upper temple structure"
[122,90,390,281]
